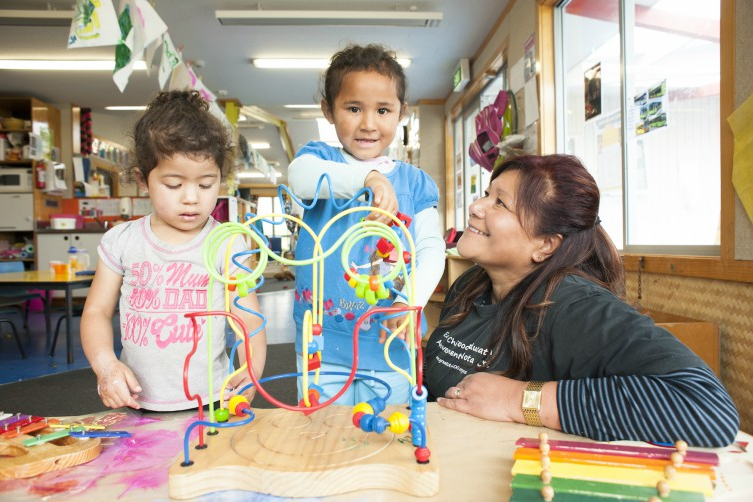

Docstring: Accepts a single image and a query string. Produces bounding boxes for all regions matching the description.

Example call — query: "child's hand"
[96,362,142,410]
[378,301,412,343]
[227,371,258,405]
[364,170,398,225]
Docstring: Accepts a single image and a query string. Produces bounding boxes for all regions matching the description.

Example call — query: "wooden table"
[0,270,93,364]
[0,403,751,501]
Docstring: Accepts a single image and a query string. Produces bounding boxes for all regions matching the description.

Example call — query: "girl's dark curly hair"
[320,44,407,111]
[123,89,234,184]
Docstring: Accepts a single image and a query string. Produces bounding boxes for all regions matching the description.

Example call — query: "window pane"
[558,0,720,251]
[560,0,624,248]
[625,0,720,247]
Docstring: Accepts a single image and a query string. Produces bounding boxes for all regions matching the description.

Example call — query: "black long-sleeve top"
[423,268,739,447]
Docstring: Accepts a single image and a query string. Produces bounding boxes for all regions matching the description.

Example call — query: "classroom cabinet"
[0,193,34,231]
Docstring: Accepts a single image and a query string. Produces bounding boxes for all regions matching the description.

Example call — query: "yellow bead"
[228,395,250,416]
[352,402,374,416]
[387,412,410,434]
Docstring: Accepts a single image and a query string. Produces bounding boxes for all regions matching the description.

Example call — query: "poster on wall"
[634,80,668,135]
[523,33,536,82]
[584,63,602,121]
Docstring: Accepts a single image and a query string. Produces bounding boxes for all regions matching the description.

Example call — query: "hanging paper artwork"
[188,66,217,103]
[158,33,182,90]
[112,1,142,92]
[68,0,120,49]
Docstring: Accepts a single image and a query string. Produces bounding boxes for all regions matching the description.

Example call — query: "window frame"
[538,0,749,283]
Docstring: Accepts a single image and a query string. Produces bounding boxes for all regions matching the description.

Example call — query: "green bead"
[215,408,230,423]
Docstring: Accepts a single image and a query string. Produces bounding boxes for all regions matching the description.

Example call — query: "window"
[256,196,293,253]
[453,73,506,230]
[555,0,720,254]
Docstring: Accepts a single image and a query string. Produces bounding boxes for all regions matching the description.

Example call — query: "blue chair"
[0,261,50,343]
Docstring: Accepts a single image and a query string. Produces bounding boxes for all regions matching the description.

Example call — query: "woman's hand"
[95,362,142,410]
[438,373,527,422]
[364,170,398,224]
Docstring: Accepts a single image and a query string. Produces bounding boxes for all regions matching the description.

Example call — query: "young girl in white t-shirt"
[82,90,266,412]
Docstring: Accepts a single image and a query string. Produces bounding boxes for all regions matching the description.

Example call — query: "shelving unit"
[0,97,61,269]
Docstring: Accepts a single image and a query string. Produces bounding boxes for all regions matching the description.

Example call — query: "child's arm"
[227,290,267,403]
[288,154,398,224]
[81,261,142,409]
[379,207,446,342]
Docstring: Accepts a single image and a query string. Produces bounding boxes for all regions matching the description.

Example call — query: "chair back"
[0,261,24,274]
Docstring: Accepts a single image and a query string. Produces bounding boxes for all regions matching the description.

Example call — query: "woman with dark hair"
[424,154,738,447]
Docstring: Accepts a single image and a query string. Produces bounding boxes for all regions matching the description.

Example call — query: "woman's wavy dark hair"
[320,43,407,111]
[123,89,234,184]
[442,154,625,378]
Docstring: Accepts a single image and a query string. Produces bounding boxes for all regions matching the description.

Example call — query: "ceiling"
[0,0,510,184]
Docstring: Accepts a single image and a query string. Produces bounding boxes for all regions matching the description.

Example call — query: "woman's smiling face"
[457,169,543,277]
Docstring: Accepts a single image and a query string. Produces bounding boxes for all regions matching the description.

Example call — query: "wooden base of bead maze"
[0,427,102,480]
[168,405,439,499]
[510,437,718,501]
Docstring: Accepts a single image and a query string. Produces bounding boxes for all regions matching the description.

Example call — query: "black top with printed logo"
[422,266,738,447]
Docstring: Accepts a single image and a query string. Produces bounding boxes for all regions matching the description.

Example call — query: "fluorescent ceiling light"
[216,10,442,27]
[253,58,410,69]
[284,104,321,109]
[105,106,147,111]
[237,170,282,179]
[250,142,270,150]
[0,9,74,26]
[0,60,148,71]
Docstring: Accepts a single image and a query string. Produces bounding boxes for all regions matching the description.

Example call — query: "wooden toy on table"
[511,432,719,501]
[0,414,102,479]
[169,182,436,499]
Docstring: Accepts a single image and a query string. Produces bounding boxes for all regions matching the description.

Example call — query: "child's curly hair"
[123,89,235,184]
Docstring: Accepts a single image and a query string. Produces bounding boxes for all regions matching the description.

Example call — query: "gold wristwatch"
[521,381,545,427]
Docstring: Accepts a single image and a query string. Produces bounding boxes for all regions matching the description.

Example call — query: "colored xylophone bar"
[510,437,718,501]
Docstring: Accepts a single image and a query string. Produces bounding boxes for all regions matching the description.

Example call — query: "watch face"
[522,390,542,409]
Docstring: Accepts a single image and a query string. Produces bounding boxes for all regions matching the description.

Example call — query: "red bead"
[352,411,365,427]
[312,323,322,336]
[402,251,411,264]
[414,447,431,463]
[307,352,321,370]
[395,212,412,229]
[376,238,394,256]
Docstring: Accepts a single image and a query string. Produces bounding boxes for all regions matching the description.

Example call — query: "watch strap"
[522,380,545,427]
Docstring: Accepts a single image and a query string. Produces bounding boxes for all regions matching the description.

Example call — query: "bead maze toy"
[168,179,437,499]
[511,433,719,501]
[0,412,133,479]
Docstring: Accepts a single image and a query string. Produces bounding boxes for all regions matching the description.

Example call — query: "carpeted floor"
[0,343,298,416]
